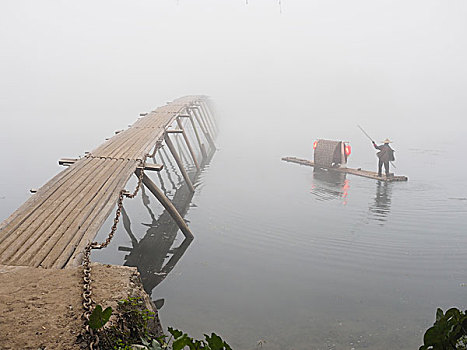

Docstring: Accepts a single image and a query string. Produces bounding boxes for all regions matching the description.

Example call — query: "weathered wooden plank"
[10,158,119,266]
[109,127,148,160]
[133,111,169,129]
[0,158,96,253]
[59,158,162,171]
[90,127,137,158]
[138,163,163,172]
[127,112,181,160]
[0,158,92,237]
[0,169,68,234]
[42,159,136,268]
[133,112,159,129]
[115,121,164,160]
[121,126,161,157]
[0,158,103,263]
[129,128,165,161]
[122,127,160,160]
[121,124,163,162]
[58,158,79,166]
[97,123,155,159]
[60,160,138,268]
[92,127,140,159]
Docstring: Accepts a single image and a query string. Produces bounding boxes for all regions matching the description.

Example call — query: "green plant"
[89,298,232,350]
[96,296,158,349]
[420,308,467,350]
[89,305,113,330]
[140,337,164,350]
[167,328,232,350]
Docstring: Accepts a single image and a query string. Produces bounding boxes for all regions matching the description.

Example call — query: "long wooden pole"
[194,105,215,138]
[136,169,194,239]
[206,100,218,131]
[177,118,200,171]
[186,111,207,159]
[202,99,218,133]
[191,107,216,151]
[193,106,213,139]
[164,133,195,193]
[198,102,217,136]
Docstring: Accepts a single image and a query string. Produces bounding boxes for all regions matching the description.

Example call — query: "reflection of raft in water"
[282,156,408,182]
[311,168,349,202]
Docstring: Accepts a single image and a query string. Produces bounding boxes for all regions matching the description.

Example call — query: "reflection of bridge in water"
[118,149,215,304]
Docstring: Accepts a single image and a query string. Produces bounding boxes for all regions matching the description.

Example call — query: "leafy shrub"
[420,308,467,350]
[167,327,232,350]
[88,299,232,350]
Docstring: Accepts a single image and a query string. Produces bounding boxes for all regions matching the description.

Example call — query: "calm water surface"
[1,109,465,350]
[90,113,467,350]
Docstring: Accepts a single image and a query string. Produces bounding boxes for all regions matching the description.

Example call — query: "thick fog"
[1,0,466,218]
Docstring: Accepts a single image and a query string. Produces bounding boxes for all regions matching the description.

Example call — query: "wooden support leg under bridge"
[164,131,195,193]
[135,168,194,239]
[189,106,216,152]
[180,113,208,159]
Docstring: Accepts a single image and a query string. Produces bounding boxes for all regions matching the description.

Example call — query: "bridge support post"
[203,99,217,129]
[136,168,194,239]
[186,111,208,159]
[191,107,216,151]
[177,117,200,171]
[174,135,190,164]
[198,102,217,136]
[193,105,215,138]
[203,100,218,133]
[164,133,195,193]
[195,106,215,140]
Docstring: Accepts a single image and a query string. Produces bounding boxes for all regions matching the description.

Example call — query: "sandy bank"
[0,263,160,349]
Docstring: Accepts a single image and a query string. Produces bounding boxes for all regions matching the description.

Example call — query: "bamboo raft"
[282,157,408,182]
[0,96,217,269]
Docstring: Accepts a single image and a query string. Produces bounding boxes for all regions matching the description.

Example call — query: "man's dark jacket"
[374,143,395,162]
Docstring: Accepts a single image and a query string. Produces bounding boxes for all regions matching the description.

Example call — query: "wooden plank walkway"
[282,156,408,182]
[0,96,208,269]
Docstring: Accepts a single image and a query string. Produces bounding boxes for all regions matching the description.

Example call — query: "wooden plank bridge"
[0,96,217,269]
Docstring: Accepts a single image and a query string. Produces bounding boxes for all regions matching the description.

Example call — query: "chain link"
[148,140,163,159]
[81,153,150,349]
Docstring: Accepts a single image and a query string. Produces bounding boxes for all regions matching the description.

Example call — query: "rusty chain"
[81,154,149,349]
[79,104,201,348]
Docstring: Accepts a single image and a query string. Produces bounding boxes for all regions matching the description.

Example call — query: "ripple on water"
[195,168,466,284]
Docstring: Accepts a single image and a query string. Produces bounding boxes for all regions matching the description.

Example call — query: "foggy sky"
[1,0,466,218]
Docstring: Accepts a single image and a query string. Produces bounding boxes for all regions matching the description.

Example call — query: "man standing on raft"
[372,139,395,177]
